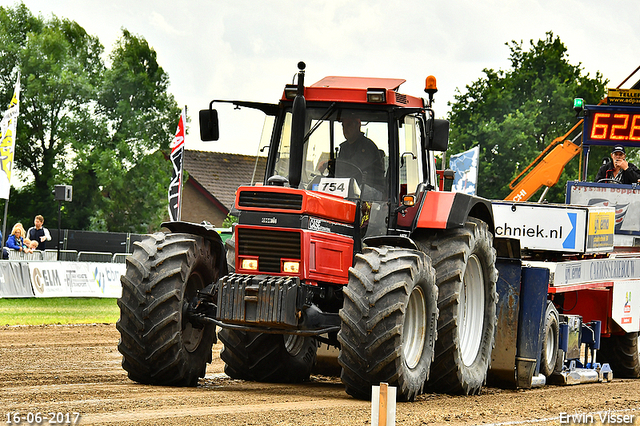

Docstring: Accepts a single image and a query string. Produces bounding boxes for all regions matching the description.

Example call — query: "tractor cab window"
[398,114,423,197]
[273,108,389,201]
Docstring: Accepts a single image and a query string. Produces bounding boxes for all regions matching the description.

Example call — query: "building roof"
[183,150,267,210]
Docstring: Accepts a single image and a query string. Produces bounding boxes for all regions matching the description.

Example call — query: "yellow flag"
[0,72,20,199]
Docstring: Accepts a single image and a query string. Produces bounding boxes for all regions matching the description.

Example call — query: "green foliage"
[0,3,178,232]
[222,214,238,228]
[447,32,608,202]
[0,297,119,325]
[74,29,179,232]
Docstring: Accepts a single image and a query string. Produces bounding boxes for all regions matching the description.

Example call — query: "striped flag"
[0,72,20,200]
[168,108,186,221]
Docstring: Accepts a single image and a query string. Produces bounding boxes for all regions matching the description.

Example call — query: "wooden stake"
[379,382,388,426]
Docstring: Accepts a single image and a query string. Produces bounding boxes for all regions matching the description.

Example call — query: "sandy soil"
[1,324,639,425]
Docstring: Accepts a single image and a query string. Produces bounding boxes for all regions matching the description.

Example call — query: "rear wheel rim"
[403,285,427,370]
[545,323,556,365]
[459,254,484,366]
[183,271,205,353]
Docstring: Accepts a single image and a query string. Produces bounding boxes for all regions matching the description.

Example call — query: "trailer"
[490,88,640,388]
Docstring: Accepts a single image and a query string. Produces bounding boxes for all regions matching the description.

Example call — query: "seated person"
[4,223,34,258]
[595,145,640,184]
[26,239,39,251]
[336,115,386,193]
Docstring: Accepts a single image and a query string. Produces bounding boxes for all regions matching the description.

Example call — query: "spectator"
[3,223,33,259]
[27,215,51,251]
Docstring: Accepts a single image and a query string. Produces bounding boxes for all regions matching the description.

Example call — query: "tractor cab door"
[396,113,432,229]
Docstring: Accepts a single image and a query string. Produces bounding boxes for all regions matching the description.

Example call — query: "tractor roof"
[311,76,406,90]
[281,76,425,108]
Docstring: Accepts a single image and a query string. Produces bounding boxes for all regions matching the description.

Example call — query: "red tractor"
[117,62,498,401]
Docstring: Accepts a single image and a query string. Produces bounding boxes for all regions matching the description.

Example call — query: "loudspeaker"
[54,185,72,202]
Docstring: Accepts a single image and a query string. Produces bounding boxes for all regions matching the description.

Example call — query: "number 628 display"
[585,105,640,144]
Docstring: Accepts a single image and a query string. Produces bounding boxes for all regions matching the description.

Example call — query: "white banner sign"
[551,258,640,287]
[29,262,124,298]
[612,281,640,333]
[493,202,586,252]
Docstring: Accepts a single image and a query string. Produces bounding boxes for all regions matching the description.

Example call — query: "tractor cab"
[200,62,450,241]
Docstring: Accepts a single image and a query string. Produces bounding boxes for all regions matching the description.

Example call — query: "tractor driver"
[595,145,640,184]
[336,115,385,192]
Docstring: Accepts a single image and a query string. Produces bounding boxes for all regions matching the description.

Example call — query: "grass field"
[0,297,120,326]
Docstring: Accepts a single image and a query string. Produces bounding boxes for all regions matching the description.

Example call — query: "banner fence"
[0,260,124,298]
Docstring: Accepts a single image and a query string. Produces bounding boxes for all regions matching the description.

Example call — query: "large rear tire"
[116,232,219,386]
[218,329,317,382]
[540,301,560,377]
[418,218,498,395]
[598,332,640,378]
[338,246,438,401]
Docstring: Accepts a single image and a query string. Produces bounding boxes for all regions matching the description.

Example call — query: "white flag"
[450,145,480,196]
[168,108,186,221]
[0,72,20,200]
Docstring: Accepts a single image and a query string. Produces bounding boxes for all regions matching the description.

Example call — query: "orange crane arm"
[505,121,583,202]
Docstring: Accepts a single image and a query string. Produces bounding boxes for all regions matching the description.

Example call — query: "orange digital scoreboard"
[583,104,640,146]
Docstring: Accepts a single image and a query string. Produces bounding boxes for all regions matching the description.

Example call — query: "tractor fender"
[161,221,229,277]
[363,235,419,251]
[413,191,494,233]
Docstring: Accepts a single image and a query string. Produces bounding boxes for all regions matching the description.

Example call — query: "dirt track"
[1,324,640,425]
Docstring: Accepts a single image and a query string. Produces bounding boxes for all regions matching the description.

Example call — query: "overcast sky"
[12,0,640,155]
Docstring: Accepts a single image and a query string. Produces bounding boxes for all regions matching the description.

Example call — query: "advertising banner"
[612,281,640,333]
[29,262,124,298]
[492,202,587,252]
[550,257,640,287]
[567,181,640,235]
[0,261,33,297]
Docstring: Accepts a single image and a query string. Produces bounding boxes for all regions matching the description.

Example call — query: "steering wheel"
[335,159,364,184]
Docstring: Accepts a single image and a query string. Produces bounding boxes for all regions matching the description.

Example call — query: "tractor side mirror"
[428,119,449,152]
[199,109,220,141]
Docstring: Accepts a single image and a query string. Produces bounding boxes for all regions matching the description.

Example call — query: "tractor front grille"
[238,190,303,210]
[237,227,301,273]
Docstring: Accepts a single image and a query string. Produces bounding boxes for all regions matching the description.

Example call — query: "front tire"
[218,329,317,382]
[418,218,498,395]
[338,246,438,401]
[598,332,640,378]
[117,232,219,386]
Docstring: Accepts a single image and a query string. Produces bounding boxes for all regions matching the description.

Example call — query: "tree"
[0,3,105,228]
[447,32,608,202]
[71,29,179,232]
[0,3,178,233]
